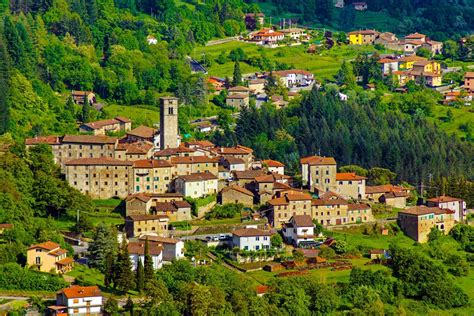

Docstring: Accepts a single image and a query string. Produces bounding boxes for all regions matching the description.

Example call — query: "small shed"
[369,249,386,260]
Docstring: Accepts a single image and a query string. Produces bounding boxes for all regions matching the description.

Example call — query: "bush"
[205,203,243,220]
[0,263,68,291]
[319,246,336,259]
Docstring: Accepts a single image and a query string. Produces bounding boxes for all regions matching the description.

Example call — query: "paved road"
[206,37,239,46]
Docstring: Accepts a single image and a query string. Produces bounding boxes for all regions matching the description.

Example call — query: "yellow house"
[27,241,74,274]
[397,55,427,70]
[348,30,379,45]
[410,60,442,87]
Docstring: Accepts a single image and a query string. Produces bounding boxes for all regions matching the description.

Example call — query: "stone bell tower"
[159,97,179,150]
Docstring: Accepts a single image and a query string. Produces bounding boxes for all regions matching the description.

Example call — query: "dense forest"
[218,88,474,187]
[0,0,260,138]
[257,0,474,39]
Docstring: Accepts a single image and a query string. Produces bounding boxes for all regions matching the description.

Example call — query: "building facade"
[232,228,271,251]
[160,97,179,150]
[27,241,73,274]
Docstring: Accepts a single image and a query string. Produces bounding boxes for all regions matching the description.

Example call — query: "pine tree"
[88,224,118,272]
[113,240,136,292]
[3,16,23,69]
[86,0,98,24]
[232,61,242,86]
[0,34,11,135]
[136,257,144,292]
[143,237,154,281]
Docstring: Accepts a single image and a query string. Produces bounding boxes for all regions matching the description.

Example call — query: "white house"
[262,159,285,175]
[282,215,315,246]
[232,227,271,251]
[426,196,467,222]
[147,35,158,45]
[174,171,218,198]
[280,28,307,41]
[53,286,102,316]
[273,69,315,88]
[220,156,246,172]
[128,241,163,270]
[378,58,399,75]
[140,236,185,262]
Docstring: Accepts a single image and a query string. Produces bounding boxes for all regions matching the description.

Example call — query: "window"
[256,245,260,250]
[73,299,79,304]
[244,246,248,250]
[168,107,174,115]
[256,236,260,241]
[136,177,139,182]
[136,186,140,192]
[35,257,41,264]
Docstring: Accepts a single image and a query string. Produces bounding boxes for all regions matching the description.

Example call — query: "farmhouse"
[27,241,73,274]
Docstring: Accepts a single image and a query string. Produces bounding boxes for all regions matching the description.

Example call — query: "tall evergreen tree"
[88,224,118,272]
[144,237,154,281]
[136,257,144,292]
[232,61,242,86]
[113,240,136,292]
[104,251,115,288]
[3,16,23,69]
[81,96,91,123]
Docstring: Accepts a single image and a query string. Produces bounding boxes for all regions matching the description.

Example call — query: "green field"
[353,10,400,31]
[193,40,376,80]
[429,104,474,140]
[103,104,160,127]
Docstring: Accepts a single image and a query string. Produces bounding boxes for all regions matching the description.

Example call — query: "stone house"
[348,30,378,45]
[139,236,185,261]
[115,141,154,161]
[71,90,96,105]
[124,125,158,144]
[248,79,265,94]
[232,169,266,187]
[125,192,186,216]
[79,116,131,135]
[152,200,192,221]
[426,195,467,222]
[336,172,366,200]
[379,191,407,209]
[64,158,133,199]
[133,159,173,194]
[365,184,411,201]
[300,155,337,193]
[171,156,219,177]
[262,159,285,175]
[174,171,218,198]
[220,185,255,206]
[125,214,169,238]
[464,72,474,92]
[226,94,250,109]
[273,69,315,88]
[398,206,455,243]
[282,215,315,246]
[219,156,246,172]
[268,192,313,227]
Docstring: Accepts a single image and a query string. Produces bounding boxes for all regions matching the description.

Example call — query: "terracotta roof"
[300,155,336,165]
[177,171,218,182]
[221,185,254,197]
[405,40,424,46]
[126,214,169,221]
[62,135,117,144]
[60,286,101,299]
[255,173,291,183]
[227,93,248,99]
[262,159,285,167]
[115,116,131,123]
[185,140,215,148]
[365,184,407,194]
[128,241,163,256]
[413,60,433,66]
[81,118,123,130]
[465,72,474,78]
[50,249,67,257]
[256,285,269,295]
[127,126,157,138]
[312,198,348,206]
[348,203,370,211]
[397,55,427,63]
[228,86,251,92]
[292,215,313,227]
[221,156,246,165]
[405,32,426,39]
[273,69,313,77]
[232,228,271,237]
[171,156,218,164]
[153,200,191,212]
[319,191,346,200]
[383,192,407,198]
[133,159,172,168]
[249,79,265,84]
[0,223,13,229]
[173,200,192,208]
[233,170,265,179]
[154,147,196,157]
[399,206,447,216]
[369,249,385,254]
[65,158,133,166]
[56,257,74,265]
[348,29,378,35]
[25,136,61,146]
[125,193,151,203]
[427,195,463,203]
[139,236,182,244]
[378,58,398,64]
[336,172,366,181]
[268,192,312,206]
[273,182,293,190]
[28,241,60,251]
[116,141,153,154]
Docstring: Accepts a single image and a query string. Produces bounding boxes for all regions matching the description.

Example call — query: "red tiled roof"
[60,286,101,299]
[227,93,249,99]
[427,195,463,203]
[232,228,271,237]
[465,72,474,78]
[312,198,348,206]
[25,136,61,146]
[154,147,196,157]
[177,171,218,182]
[255,173,291,183]
[268,192,312,205]
[273,69,313,77]
[126,125,157,138]
[125,193,151,203]
[62,135,117,144]
[0,223,13,229]
[65,158,133,166]
[56,257,74,265]
[348,203,371,211]
[366,184,407,194]
[378,58,398,64]
[256,285,269,295]
[262,159,285,167]
[399,206,447,216]
[228,86,251,92]
[300,156,336,165]
[405,32,426,39]
[115,116,131,123]
[319,191,346,200]
[133,159,172,168]
[336,172,366,181]
[185,140,215,148]
[29,241,60,251]
[116,141,153,154]
[348,29,378,35]
[126,214,169,221]
[233,170,265,179]
[128,241,163,256]
[81,118,122,130]
[292,215,313,227]
[171,156,218,164]
[221,185,254,197]
[397,56,427,63]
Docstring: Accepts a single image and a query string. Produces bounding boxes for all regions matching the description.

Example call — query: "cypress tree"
[144,237,154,281]
[232,61,242,86]
[113,240,136,292]
[104,251,114,288]
[81,96,91,123]
[136,257,144,292]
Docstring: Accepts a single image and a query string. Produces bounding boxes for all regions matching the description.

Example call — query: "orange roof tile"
[25,136,61,146]
[62,135,117,144]
[300,155,336,165]
[336,172,366,181]
[60,286,101,299]
[232,228,271,237]
[29,241,60,251]
[262,159,285,167]
[427,195,463,203]
[133,159,172,168]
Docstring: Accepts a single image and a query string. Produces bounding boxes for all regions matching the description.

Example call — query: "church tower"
[159,97,179,150]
